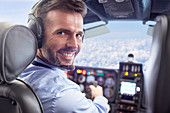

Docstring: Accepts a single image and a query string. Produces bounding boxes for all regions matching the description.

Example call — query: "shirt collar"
[34,57,67,78]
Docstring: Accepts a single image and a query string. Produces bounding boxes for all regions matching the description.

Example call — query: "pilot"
[19,0,110,113]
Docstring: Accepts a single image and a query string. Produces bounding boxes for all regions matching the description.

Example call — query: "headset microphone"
[59,65,75,71]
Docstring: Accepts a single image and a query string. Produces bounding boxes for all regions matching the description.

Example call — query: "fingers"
[89,85,95,89]
[89,85,103,97]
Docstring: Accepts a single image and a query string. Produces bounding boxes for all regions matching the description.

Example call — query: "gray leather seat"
[145,15,170,113]
[0,22,44,113]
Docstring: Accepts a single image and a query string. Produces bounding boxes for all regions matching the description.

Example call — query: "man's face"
[40,10,84,67]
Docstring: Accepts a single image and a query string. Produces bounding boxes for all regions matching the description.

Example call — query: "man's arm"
[54,88,110,113]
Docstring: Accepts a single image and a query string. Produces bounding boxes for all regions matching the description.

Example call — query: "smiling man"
[38,9,83,69]
[19,0,110,113]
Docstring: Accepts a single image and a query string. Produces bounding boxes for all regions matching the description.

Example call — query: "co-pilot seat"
[0,22,44,113]
[145,15,170,113]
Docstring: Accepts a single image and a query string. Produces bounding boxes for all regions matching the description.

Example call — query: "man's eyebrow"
[53,28,84,34]
[53,28,71,34]
[77,29,84,35]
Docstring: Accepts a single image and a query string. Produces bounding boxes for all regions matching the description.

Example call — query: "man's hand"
[89,85,103,98]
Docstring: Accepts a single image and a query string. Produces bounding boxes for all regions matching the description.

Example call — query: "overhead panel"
[103,0,134,18]
[83,0,152,24]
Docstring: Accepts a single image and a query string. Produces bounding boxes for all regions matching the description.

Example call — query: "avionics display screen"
[120,81,136,95]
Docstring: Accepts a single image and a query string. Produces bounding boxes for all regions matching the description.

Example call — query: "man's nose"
[66,36,78,48]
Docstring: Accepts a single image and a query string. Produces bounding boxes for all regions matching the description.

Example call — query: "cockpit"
[0,0,170,113]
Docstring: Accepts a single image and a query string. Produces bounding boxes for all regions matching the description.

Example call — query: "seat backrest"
[145,15,170,113]
[0,22,44,113]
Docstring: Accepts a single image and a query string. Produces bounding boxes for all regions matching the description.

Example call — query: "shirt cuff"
[93,96,110,112]
[93,96,108,104]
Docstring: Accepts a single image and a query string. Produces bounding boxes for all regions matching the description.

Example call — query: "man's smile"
[58,50,77,61]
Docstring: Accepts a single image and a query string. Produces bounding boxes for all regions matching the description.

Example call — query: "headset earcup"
[36,17,44,48]
[28,15,43,48]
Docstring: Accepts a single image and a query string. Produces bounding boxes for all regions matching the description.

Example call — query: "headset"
[28,0,85,48]
[28,0,51,48]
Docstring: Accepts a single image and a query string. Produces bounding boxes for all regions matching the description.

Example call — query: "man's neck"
[37,49,48,62]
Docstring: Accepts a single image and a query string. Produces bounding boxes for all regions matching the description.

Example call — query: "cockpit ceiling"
[83,0,170,24]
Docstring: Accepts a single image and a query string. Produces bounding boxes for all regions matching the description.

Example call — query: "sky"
[0,0,153,72]
[0,0,37,25]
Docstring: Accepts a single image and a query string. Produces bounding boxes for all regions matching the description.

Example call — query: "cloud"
[0,16,12,22]
[74,33,152,72]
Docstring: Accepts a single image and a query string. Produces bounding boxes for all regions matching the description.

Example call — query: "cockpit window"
[75,21,154,72]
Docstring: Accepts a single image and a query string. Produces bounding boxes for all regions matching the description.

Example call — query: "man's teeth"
[63,53,73,57]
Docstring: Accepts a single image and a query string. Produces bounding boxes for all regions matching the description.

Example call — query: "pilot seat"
[0,22,44,113]
[145,14,170,113]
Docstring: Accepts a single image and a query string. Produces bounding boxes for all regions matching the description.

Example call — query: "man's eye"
[57,31,65,35]
[76,34,83,39]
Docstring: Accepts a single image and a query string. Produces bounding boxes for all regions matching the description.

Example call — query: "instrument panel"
[116,62,144,113]
[67,66,118,103]
[67,61,145,113]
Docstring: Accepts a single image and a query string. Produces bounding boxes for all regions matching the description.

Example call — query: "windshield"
[75,21,153,72]
[0,1,154,73]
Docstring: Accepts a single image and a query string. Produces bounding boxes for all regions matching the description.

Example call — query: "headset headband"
[29,0,51,16]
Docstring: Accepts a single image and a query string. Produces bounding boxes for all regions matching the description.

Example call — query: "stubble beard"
[42,48,76,71]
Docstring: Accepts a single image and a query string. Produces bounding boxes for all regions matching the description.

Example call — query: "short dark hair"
[35,0,87,23]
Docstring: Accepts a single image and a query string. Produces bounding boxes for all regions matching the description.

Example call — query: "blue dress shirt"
[19,58,110,113]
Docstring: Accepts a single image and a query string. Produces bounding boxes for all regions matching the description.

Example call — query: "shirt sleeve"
[54,89,110,113]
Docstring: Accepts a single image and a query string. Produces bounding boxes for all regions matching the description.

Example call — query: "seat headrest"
[145,15,170,113]
[0,22,37,83]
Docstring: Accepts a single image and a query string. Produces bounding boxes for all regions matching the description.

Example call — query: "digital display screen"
[120,81,136,95]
